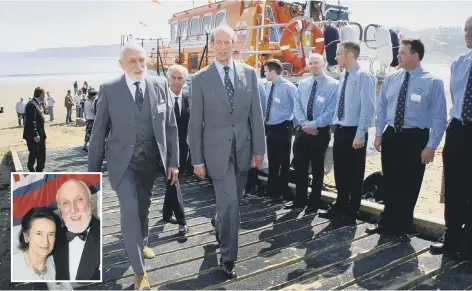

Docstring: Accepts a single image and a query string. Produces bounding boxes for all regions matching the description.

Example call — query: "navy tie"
[223,66,234,112]
[307,80,318,121]
[174,96,180,119]
[337,71,349,120]
[134,81,144,111]
[461,64,472,121]
[394,71,410,131]
[265,83,275,123]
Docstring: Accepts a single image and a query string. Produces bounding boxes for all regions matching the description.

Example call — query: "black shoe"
[392,233,410,243]
[365,224,386,235]
[318,208,341,219]
[163,216,178,224]
[220,258,237,279]
[178,224,189,236]
[430,233,446,254]
[305,207,318,214]
[211,216,216,228]
[284,201,304,210]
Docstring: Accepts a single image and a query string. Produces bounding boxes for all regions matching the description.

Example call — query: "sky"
[0,0,470,52]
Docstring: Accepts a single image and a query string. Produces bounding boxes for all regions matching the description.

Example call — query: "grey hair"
[168,64,189,79]
[56,179,92,206]
[210,24,237,44]
[120,42,146,60]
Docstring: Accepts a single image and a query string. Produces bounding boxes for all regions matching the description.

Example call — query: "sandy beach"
[0,73,452,221]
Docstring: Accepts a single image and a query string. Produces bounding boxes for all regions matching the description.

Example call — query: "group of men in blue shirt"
[258,15,472,260]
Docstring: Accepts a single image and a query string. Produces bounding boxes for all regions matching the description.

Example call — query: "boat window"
[170,21,178,41]
[202,14,212,34]
[180,19,189,39]
[215,10,227,27]
[190,17,200,39]
[266,6,281,42]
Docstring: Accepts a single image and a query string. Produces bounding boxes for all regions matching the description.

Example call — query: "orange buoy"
[280,18,325,71]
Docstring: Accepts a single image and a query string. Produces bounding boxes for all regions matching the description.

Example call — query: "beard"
[65,208,92,233]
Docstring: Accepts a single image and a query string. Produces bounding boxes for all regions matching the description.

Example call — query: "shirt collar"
[169,88,182,98]
[124,72,146,88]
[272,75,284,86]
[405,64,423,77]
[345,62,360,74]
[311,74,326,83]
[214,58,235,74]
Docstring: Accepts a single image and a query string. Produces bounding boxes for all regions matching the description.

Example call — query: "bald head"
[308,53,326,76]
[465,16,472,49]
[57,179,92,233]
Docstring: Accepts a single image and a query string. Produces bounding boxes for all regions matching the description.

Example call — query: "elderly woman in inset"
[11,207,60,281]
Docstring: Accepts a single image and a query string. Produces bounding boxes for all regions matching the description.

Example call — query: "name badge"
[274,97,281,103]
[157,103,166,113]
[410,94,421,102]
[317,96,325,103]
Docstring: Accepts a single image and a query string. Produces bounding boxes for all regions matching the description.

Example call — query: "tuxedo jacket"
[23,98,47,140]
[53,216,101,281]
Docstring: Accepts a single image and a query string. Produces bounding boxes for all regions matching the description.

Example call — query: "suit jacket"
[88,74,179,190]
[176,90,190,148]
[23,98,47,140]
[53,216,101,281]
[188,61,266,179]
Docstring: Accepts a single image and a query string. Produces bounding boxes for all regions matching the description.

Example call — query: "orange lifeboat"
[280,18,325,73]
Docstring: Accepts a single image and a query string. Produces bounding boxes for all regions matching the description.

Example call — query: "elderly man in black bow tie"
[52,178,101,281]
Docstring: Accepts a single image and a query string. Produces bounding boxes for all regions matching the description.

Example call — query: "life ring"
[280,18,325,71]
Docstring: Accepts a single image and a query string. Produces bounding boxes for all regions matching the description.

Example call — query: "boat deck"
[7,146,472,290]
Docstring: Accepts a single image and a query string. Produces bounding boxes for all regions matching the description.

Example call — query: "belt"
[334,124,357,129]
[452,118,472,126]
[387,126,429,133]
[266,120,293,128]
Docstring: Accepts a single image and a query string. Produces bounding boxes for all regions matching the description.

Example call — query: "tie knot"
[223,66,230,74]
[134,81,140,87]
[345,71,349,78]
[405,71,410,77]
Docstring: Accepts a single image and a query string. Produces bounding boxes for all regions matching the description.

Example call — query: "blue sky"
[0,0,470,52]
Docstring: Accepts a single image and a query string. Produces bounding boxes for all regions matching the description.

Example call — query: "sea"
[0,55,451,86]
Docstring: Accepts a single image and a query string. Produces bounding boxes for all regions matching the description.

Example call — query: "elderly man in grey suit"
[189,24,266,279]
[88,42,179,290]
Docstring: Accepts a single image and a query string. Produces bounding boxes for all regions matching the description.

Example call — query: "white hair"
[120,42,147,60]
[168,64,189,79]
[56,179,92,206]
[210,24,237,44]
[308,53,325,63]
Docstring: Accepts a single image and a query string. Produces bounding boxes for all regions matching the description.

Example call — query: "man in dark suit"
[53,179,101,281]
[162,64,190,235]
[23,87,47,172]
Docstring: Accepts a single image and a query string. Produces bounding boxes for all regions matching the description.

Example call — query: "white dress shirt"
[68,231,88,280]
[125,73,146,101]
[46,95,55,107]
[170,88,183,114]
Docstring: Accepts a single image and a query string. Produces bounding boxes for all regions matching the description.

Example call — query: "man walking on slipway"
[188,24,265,278]
[88,42,179,290]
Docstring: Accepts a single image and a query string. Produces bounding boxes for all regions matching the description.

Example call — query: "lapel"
[118,75,136,119]
[145,77,159,120]
[54,226,71,280]
[182,91,190,114]
[209,62,231,109]
[233,61,246,113]
[75,216,100,280]
[31,99,45,122]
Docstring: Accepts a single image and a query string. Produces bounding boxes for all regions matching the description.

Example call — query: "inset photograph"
[10,173,102,283]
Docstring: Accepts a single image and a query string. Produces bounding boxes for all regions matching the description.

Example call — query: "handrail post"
[205,32,209,65]
[156,38,160,76]
[178,36,181,64]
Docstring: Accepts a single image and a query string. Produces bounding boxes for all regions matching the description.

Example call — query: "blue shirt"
[375,65,448,150]
[449,50,472,121]
[295,74,339,129]
[264,76,297,125]
[332,63,377,138]
[258,80,267,118]
[213,58,235,87]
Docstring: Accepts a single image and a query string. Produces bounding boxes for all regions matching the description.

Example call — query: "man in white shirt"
[46,92,55,121]
[53,178,101,281]
[16,97,26,127]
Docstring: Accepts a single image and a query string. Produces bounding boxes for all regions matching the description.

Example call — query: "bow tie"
[66,230,88,242]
